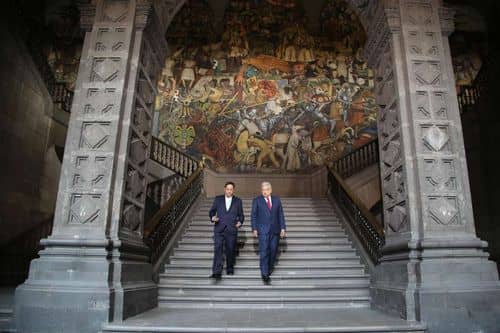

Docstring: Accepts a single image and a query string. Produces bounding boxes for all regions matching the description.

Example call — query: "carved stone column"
[364,0,500,331]
[14,1,168,332]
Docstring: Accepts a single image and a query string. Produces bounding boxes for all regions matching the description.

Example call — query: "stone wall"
[0,26,65,245]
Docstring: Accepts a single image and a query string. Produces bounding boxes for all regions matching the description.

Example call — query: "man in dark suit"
[208,181,244,279]
[251,181,286,283]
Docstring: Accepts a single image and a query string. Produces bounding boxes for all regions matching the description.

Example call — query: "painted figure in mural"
[157,0,378,173]
[284,125,304,171]
[248,135,280,169]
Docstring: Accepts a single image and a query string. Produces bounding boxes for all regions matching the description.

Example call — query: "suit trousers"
[258,232,280,277]
[212,226,237,274]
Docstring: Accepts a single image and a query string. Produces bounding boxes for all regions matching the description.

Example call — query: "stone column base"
[15,238,157,333]
[371,239,500,333]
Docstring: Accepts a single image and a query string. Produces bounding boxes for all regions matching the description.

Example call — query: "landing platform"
[102,307,426,333]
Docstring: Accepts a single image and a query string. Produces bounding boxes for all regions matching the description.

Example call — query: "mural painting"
[155,0,378,173]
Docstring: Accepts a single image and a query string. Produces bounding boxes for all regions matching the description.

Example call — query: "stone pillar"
[364,1,500,331]
[14,1,168,332]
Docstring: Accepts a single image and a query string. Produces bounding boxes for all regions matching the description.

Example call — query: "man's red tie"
[266,197,272,210]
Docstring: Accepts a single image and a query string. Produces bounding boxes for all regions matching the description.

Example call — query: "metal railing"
[457,62,486,115]
[25,33,74,113]
[332,139,379,178]
[327,167,385,262]
[144,166,204,266]
[150,136,200,178]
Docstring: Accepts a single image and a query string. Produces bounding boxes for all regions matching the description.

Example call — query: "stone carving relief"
[69,194,102,225]
[91,58,122,82]
[387,204,408,233]
[422,125,450,152]
[428,196,460,225]
[96,28,126,52]
[80,122,111,150]
[414,61,442,86]
[84,89,117,115]
[424,159,456,191]
[101,0,129,22]
[73,156,109,188]
[406,2,433,26]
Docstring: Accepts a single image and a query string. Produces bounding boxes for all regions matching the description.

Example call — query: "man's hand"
[280,229,286,239]
[252,230,258,238]
[211,216,219,223]
[235,221,242,228]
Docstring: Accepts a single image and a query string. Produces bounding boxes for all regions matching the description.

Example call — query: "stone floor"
[0,287,15,332]
[102,307,426,333]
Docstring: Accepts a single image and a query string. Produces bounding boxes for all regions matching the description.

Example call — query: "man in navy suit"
[208,181,244,279]
[251,181,286,283]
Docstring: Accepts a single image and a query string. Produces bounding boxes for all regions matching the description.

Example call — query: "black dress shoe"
[210,273,222,279]
[227,271,234,275]
[261,275,271,284]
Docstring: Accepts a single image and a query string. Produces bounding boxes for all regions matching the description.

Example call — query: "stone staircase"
[102,197,426,333]
[158,197,370,309]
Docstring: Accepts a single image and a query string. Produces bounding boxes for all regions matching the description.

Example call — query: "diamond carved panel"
[129,137,148,165]
[102,0,128,22]
[126,168,145,198]
[422,125,450,152]
[406,3,433,26]
[73,156,109,188]
[122,203,142,233]
[384,169,405,204]
[92,58,121,82]
[69,194,102,224]
[414,61,442,86]
[133,108,151,137]
[383,140,401,168]
[428,197,460,225]
[387,204,408,233]
[84,89,116,115]
[95,28,126,52]
[80,122,111,150]
[424,159,456,191]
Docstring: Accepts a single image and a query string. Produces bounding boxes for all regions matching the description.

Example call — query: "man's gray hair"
[261,181,272,188]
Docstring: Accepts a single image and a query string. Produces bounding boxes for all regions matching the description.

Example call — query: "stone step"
[0,309,15,333]
[168,257,361,266]
[101,307,427,333]
[189,220,342,226]
[178,237,351,245]
[168,254,361,267]
[174,245,355,254]
[158,295,371,309]
[169,252,359,261]
[164,262,365,273]
[159,288,370,299]
[187,225,345,232]
[160,273,370,285]
[198,206,336,212]
[182,230,348,238]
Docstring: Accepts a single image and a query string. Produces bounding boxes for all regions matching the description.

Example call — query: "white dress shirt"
[225,196,232,211]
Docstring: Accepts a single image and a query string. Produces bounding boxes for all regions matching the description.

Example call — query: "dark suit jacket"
[208,195,244,234]
[251,195,286,235]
